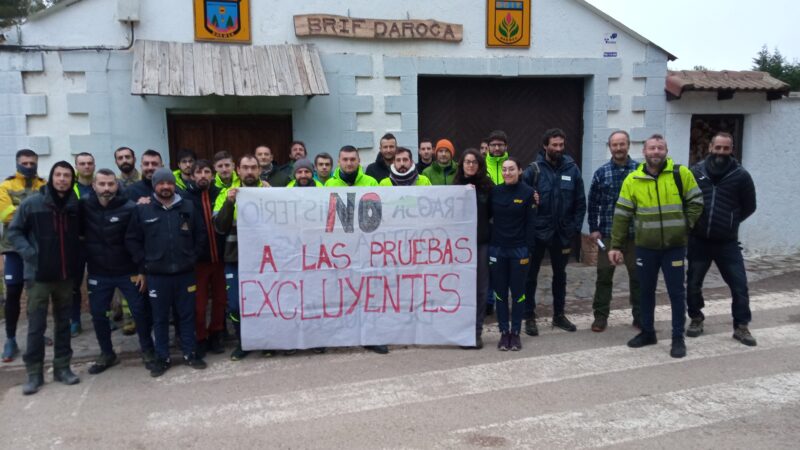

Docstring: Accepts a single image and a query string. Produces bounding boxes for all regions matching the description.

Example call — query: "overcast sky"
[584,0,799,70]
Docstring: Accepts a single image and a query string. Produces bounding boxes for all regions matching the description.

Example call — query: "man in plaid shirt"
[587,130,640,332]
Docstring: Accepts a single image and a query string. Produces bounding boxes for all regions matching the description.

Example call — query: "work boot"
[2,337,19,362]
[686,318,704,337]
[149,358,171,378]
[552,315,577,332]
[88,352,120,375]
[509,332,522,351]
[195,339,208,359]
[183,354,207,370]
[670,337,687,358]
[591,316,608,332]
[627,331,657,348]
[142,350,156,371]
[733,325,757,347]
[524,319,539,336]
[282,349,298,356]
[122,320,137,336]
[230,344,250,361]
[209,332,225,354]
[53,367,80,385]
[497,332,510,351]
[22,373,44,396]
[364,345,389,354]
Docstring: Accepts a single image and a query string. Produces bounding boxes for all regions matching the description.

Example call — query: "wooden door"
[167,114,293,167]
[418,76,584,168]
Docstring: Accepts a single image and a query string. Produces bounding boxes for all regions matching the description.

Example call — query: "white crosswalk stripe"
[441,371,800,449]
[146,322,800,431]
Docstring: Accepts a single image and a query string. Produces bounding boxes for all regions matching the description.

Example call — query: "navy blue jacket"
[125,194,206,275]
[123,178,153,203]
[691,157,756,242]
[490,182,537,249]
[522,152,586,246]
[80,194,138,276]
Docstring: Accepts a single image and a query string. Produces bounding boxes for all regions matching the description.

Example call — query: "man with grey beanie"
[288,159,322,187]
[126,168,208,377]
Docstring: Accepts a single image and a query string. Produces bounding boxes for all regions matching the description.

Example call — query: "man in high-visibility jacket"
[609,134,703,359]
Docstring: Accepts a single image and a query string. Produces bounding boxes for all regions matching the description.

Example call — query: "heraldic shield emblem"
[204,0,242,37]
[487,1,530,48]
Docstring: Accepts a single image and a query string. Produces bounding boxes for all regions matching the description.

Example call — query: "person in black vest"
[490,158,537,351]
[454,148,494,349]
[522,128,586,336]
[686,132,757,346]
[366,133,397,182]
[81,169,155,374]
[125,168,207,377]
[125,149,164,203]
[183,160,228,356]
[8,161,82,395]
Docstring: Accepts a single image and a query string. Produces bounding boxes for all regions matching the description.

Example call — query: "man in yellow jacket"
[609,134,703,359]
[1,149,45,362]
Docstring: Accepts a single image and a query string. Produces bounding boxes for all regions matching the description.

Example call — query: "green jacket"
[421,160,458,185]
[378,175,432,186]
[214,172,241,189]
[173,169,190,190]
[486,152,508,185]
[611,158,704,250]
[324,167,378,187]
[287,179,324,187]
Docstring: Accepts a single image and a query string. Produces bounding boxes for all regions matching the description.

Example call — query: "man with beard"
[172,148,196,190]
[8,162,82,395]
[288,159,324,187]
[214,155,265,360]
[587,130,641,332]
[378,147,431,186]
[686,132,757,346]
[417,138,434,173]
[366,133,397,181]
[126,168,207,377]
[325,146,378,187]
[280,141,309,179]
[479,138,490,157]
[1,149,46,363]
[313,153,334,185]
[70,152,96,337]
[81,169,155,374]
[255,145,290,187]
[522,129,586,336]
[485,130,509,185]
[422,139,458,185]
[125,149,164,203]
[214,151,240,189]
[115,147,140,188]
[183,160,227,356]
[609,134,703,359]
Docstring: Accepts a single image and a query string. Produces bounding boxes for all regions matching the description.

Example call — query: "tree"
[0,0,56,29]
[753,45,800,91]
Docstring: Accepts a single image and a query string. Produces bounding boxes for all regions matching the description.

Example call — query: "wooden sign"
[194,0,251,43]
[294,14,462,42]
[487,0,531,48]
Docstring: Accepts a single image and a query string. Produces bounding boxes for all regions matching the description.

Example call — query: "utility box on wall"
[117,0,140,23]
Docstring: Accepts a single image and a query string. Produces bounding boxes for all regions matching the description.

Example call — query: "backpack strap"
[672,164,684,201]
[527,161,540,187]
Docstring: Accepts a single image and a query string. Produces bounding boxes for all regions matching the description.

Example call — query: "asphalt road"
[1,272,799,449]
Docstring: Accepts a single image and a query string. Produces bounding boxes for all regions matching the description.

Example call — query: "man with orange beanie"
[422,139,458,185]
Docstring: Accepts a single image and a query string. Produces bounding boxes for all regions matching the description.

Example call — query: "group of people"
[0,126,757,395]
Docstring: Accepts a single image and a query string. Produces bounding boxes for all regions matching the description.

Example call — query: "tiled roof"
[666,70,790,98]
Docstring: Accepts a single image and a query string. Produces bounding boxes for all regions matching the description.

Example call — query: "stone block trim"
[342,131,374,149]
[320,54,373,77]
[632,61,668,79]
[0,136,50,155]
[339,95,373,113]
[632,95,665,112]
[401,113,418,132]
[0,116,26,136]
[0,53,44,72]
[0,72,24,94]
[60,51,110,72]
[70,134,112,155]
[0,94,47,116]
[385,95,417,114]
[385,56,622,79]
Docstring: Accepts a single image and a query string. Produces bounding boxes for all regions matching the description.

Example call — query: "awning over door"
[130,40,329,97]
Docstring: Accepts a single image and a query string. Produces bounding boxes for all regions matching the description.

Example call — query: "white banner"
[236,185,477,350]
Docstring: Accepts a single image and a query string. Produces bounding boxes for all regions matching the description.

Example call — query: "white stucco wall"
[7,0,666,174]
[667,92,800,256]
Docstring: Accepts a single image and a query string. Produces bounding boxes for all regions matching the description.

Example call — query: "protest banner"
[236,186,477,350]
